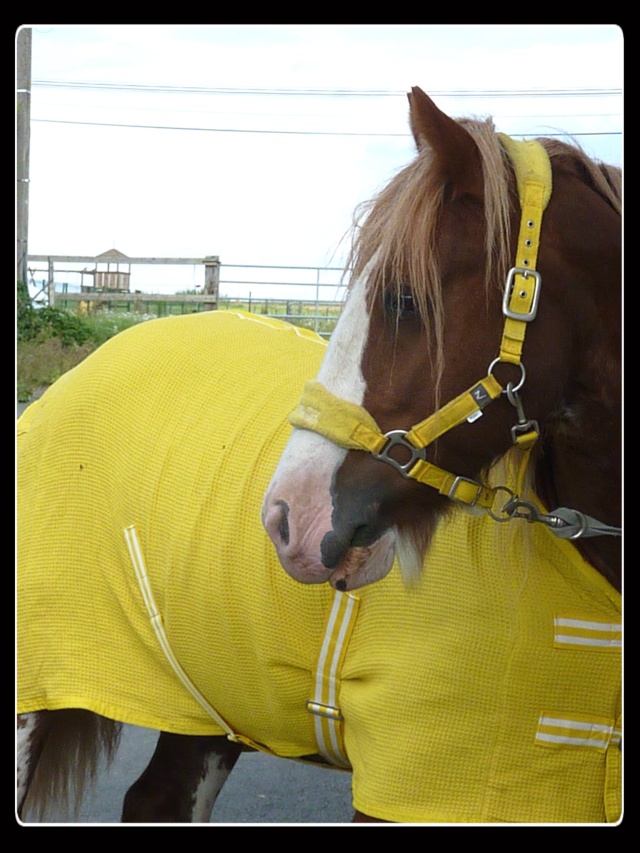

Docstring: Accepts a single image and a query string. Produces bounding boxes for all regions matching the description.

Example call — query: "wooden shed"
[87,248,132,292]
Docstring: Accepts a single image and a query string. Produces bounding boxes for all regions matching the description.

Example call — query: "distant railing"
[25,258,348,338]
[217,263,346,337]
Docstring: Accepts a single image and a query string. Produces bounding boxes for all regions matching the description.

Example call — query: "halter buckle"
[503,268,542,322]
[447,476,485,507]
[372,430,425,478]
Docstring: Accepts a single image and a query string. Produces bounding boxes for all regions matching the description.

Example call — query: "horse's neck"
[535,164,622,593]
[537,396,621,592]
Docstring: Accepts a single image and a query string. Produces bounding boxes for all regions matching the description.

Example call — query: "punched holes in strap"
[497,135,551,366]
[499,174,546,365]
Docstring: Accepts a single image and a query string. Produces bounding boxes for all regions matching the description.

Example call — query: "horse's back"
[17,311,332,747]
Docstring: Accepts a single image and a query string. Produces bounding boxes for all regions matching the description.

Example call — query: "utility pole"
[17,27,32,286]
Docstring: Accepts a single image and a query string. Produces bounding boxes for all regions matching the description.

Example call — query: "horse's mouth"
[327,533,395,591]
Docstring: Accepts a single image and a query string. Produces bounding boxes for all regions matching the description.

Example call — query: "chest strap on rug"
[306,591,360,769]
[124,524,275,754]
[604,712,623,823]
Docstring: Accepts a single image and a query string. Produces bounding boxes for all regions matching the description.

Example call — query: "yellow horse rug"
[17,311,621,823]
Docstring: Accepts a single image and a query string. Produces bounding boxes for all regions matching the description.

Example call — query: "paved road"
[17,394,354,824]
[24,724,354,824]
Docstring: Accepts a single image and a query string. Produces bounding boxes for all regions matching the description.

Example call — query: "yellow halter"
[289,135,551,511]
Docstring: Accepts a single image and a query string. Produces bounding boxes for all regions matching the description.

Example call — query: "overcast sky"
[21,24,622,297]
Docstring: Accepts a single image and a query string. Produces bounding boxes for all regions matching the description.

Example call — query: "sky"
[19,24,623,298]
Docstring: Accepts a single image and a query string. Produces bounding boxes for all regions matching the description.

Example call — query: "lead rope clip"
[494,496,622,540]
[506,381,539,445]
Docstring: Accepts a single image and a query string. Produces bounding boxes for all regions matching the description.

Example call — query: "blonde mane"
[345,118,622,391]
[346,118,514,390]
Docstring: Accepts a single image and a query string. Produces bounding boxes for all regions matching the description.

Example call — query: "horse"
[262,87,621,818]
[17,89,621,824]
[263,86,621,598]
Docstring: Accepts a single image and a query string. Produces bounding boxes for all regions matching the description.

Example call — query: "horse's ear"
[407,86,483,198]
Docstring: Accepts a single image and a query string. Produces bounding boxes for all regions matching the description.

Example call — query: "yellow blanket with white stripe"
[17,311,621,822]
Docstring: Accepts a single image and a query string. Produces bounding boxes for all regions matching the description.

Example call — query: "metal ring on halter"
[487,358,526,394]
[486,486,517,523]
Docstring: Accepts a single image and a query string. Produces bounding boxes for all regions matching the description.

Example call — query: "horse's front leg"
[122,733,242,823]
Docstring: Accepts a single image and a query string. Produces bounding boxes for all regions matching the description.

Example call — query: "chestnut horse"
[263,88,621,822]
[17,89,621,824]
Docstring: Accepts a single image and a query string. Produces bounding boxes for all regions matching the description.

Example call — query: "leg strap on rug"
[124,524,274,754]
[125,524,360,766]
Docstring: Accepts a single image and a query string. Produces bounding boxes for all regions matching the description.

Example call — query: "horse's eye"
[384,289,417,319]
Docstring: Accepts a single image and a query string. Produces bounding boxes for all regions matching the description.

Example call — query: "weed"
[17,338,95,401]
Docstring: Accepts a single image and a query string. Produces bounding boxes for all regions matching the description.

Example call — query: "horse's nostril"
[275,500,290,545]
[320,529,348,569]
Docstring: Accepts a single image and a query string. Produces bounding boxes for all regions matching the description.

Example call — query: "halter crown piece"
[289,136,621,540]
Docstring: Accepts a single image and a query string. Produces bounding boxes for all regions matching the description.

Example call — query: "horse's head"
[263,87,621,591]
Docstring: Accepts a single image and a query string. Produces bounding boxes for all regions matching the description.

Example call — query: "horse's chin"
[326,529,396,591]
[276,526,398,591]
[326,523,436,592]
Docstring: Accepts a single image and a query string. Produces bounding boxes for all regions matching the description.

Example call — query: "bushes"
[17,280,92,346]
[16,282,150,401]
[17,279,43,342]
[33,306,93,346]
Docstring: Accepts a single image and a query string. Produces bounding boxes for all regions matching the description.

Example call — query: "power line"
[31,117,622,139]
[31,118,410,137]
[30,80,622,140]
[32,80,622,98]
[34,97,623,123]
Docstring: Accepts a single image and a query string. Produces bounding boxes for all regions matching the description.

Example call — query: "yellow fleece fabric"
[17,311,620,822]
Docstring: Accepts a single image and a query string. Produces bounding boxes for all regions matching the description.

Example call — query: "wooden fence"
[27,252,220,310]
[25,256,346,337]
